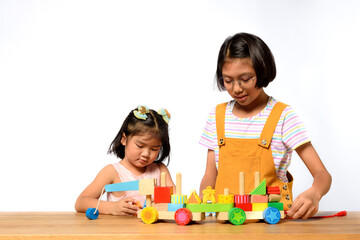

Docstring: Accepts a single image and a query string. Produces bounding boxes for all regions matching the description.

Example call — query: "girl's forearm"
[311,169,332,200]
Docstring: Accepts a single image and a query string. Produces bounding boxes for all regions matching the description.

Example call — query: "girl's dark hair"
[216,32,276,90]
[108,108,170,164]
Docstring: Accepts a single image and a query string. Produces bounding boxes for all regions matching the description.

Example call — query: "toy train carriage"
[138,172,284,225]
[86,172,285,225]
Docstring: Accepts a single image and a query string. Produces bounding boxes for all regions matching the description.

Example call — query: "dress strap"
[258,102,288,149]
[215,102,228,146]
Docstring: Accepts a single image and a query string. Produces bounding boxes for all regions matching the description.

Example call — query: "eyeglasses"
[222,76,256,89]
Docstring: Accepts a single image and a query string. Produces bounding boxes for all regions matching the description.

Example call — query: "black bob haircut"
[108,108,170,165]
[216,32,276,90]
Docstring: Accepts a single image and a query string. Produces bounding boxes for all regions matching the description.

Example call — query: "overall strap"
[258,102,288,149]
[215,102,228,146]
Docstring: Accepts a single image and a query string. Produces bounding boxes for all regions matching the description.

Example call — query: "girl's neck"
[233,90,269,118]
[120,158,147,176]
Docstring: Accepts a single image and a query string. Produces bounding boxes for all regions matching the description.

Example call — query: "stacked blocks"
[171,173,187,204]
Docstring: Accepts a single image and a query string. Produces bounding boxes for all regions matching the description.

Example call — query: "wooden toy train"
[86,172,285,225]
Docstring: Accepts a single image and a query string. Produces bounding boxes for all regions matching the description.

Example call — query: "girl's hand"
[286,187,321,219]
[110,197,141,216]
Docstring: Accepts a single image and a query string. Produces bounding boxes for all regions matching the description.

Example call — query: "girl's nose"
[141,148,150,158]
[233,81,244,93]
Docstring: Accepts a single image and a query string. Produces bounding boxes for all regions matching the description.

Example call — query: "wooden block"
[267,186,281,195]
[168,203,185,212]
[171,195,187,204]
[250,179,266,195]
[239,172,245,195]
[139,179,155,195]
[268,202,284,211]
[186,203,234,213]
[251,195,268,203]
[176,172,182,195]
[154,186,173,203]
[235,203,252,211]
[252,203,268,211]
[234,194,251,204]
[245,211,264,219]
[202,186,216,203]
[152,203,168,211]
[255,172,260,188]
[216,211,229,220]
[105,180,139,192]
[218,194,234,203]
[187,190,202,204]
[192,212,205,221]
[161,172,166,187]
[268,194,281,202]
[158,210,175,220]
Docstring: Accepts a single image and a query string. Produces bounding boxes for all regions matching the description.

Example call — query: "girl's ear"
[120,133,127,146]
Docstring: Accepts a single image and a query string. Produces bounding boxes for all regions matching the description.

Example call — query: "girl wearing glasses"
[199,33,331,219]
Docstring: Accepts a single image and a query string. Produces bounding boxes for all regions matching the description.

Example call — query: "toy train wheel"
[141,207,159,224]
[228,207,246,225]
[263,207,281,224]
[174,208,192,225]
[86,208,99,220]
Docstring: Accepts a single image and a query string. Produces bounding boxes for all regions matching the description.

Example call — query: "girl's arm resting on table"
[199,149,217,198]
[74,165,139,216]
[287,142,332,219]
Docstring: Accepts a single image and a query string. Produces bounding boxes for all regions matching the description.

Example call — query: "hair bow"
[133,105,150,120]
[157,108,171,124]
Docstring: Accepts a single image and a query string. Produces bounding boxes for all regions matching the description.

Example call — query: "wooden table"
[0,211,359,239]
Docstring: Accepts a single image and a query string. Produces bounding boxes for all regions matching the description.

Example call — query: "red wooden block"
[154,186,173,203]
[267,186,281,195]
[235,203,252,211]
[234,194,251,204]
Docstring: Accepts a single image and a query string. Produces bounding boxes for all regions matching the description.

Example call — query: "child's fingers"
[286,199,302,218]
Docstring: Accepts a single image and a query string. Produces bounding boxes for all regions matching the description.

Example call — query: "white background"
[1,0,359,212]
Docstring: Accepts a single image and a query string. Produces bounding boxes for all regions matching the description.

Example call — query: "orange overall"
[214,102,293,211]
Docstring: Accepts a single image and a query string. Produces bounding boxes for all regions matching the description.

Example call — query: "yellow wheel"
[141,207,159,224]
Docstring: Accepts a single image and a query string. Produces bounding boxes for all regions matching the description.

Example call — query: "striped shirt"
[199,97,310,182]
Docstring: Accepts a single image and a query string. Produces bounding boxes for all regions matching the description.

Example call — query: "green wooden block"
[186,203,234,213]
[268,202,283,211]
[250,179,266,195]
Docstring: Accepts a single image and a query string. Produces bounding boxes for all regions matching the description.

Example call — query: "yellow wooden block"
[252,203,268,211]
[218,194,234,203]
[202,186,216,203]
[171,195,187,204]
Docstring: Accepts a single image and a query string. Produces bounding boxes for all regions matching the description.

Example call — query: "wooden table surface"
[0,211,359,240]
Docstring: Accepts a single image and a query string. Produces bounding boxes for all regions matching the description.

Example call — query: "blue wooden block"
[105,180,140,192]
[168,203,185,212]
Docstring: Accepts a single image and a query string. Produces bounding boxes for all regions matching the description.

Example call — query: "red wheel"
[174,208,192,225]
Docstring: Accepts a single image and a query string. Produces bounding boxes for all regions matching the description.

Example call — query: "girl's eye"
[152,148,160,152]
[136,144,143,148]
